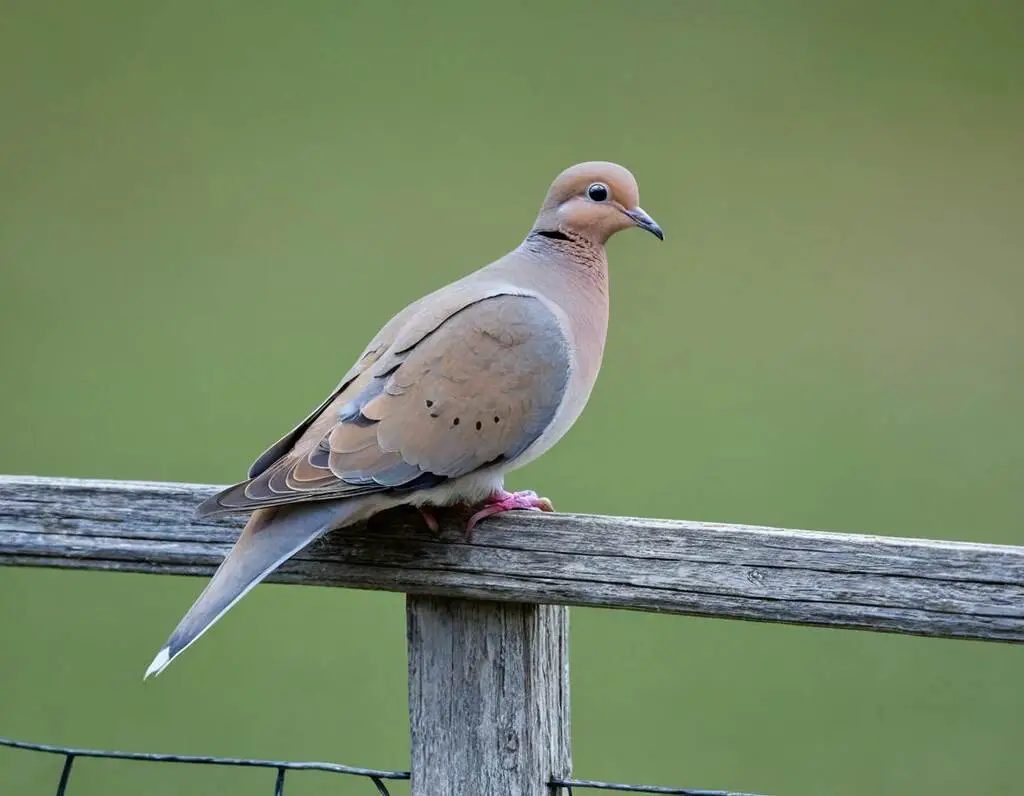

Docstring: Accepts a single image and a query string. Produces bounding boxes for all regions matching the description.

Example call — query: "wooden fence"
[2,474,1023,794]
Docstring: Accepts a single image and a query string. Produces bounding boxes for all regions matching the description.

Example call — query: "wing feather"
[196,293,570,518]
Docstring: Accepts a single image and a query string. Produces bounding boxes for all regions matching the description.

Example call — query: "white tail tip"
[144,647,171,680]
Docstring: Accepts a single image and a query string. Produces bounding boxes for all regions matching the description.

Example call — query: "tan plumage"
[145,161,662,677]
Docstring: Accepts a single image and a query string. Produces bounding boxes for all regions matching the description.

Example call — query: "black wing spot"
[452,417,460,426]
[494,416,500,423]
[425,399,433,407]
[475,421,482,430]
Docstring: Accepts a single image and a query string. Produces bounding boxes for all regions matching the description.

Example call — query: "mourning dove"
[145,161,662,678]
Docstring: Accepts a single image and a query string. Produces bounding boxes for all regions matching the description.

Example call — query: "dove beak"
[625,207,664,240]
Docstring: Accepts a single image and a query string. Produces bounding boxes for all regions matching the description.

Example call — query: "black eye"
[587,182,609,202]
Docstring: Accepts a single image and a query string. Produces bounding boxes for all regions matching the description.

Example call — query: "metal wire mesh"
[1,738,769,795]
[0,738,408,796]
[554,778,769,795]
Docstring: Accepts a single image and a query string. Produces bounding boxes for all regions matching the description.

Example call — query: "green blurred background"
[2,1,1022,794]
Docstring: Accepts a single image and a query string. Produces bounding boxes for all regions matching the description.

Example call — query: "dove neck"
[521,230,608,277]
[502,231,609,441]
[508,234,609,311]
[506,231,610,364]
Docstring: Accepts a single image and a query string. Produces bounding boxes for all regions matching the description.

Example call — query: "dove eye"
[586,183,609,202]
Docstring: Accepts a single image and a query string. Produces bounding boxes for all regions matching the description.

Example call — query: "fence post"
[406,596,571,795]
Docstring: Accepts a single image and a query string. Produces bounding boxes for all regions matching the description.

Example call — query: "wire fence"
[1,738,769,796]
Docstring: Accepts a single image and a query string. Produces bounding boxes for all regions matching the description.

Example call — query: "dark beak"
[625,207,664,240]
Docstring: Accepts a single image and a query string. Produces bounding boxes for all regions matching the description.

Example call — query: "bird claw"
[417,506,440,535]
[466,489,555,532]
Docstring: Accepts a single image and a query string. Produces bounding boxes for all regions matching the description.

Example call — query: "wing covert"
[198,294,570,517]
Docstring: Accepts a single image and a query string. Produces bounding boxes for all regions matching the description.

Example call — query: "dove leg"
[417,505,440,534]
[466,489,554,532]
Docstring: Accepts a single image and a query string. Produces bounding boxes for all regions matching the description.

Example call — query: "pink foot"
[417,506,440,534]
[466,489,554,532]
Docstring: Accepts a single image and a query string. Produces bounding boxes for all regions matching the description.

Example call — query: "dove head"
[533,161,663,245]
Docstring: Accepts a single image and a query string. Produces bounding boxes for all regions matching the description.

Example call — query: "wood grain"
[407,597,570,795]
[2,474,1022,643]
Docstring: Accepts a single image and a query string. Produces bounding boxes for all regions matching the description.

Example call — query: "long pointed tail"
[145,499,366,678]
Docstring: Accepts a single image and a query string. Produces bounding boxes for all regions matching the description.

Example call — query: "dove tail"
[144,499,365,679]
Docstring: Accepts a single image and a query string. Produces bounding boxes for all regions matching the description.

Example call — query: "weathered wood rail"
[2,474,1022,794]
[3,475,1022,643]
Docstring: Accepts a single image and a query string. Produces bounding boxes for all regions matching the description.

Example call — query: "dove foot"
[417,506,440,535]
[466,489,555,532]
